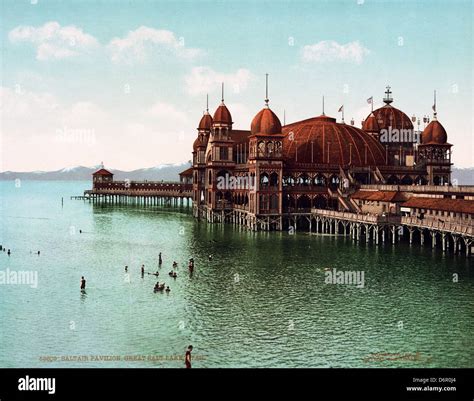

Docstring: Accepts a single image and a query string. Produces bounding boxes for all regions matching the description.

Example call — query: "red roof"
[179,167,193,177]
[402,197,474,214]
[352,190,407,202]
[251,107,282,135]
[198,112,213,130]
[282,115,386,166]
[364,104,413,135]
[213,103,232,125]
[93,168,113,176]
[421,119,448,145]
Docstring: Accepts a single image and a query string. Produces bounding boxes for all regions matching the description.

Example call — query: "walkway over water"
[311,208,473,256]
[77,181,193,206]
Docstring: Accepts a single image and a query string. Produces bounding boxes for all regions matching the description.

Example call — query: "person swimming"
[172,272,177,279]
[80,276,86,290]
[159,252,162,265]
[165,286,170,292]
[154,282,160,292]
[125,265,128,273]
[7,249,11,256]
[172,261,178,268]
[168,271,174,276]
[141,265,145,274]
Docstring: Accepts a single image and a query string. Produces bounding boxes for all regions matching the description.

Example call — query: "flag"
[367,96,373,104]
[338,105,344,112]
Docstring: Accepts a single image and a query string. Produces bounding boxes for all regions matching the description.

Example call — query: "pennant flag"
[338,105,344,112]
[432,104,436,111]
[367,97,373,104]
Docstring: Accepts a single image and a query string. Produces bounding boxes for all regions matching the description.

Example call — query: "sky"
[0,0,472,171]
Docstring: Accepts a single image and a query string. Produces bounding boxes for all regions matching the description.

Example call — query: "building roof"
[213,103,232,125]
[179,167,193,177]
[364,104,413,135]
[422,119,448,145]
[402,197,474,214]
[230,129,251,144]
[282,115,386,166]
[352,190,407,202]
[198,112,213,130]
[93,168,113,176]
[251,107,282,135]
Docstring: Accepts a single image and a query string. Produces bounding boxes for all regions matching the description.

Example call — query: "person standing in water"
[80,276,86,290]
[125,265,128,273]
[185,345,193,368]
[159,253,162,265]
[141,265,145,275]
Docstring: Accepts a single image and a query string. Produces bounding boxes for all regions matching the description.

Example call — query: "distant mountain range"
[0,163,191,182]
[0,164,472,185]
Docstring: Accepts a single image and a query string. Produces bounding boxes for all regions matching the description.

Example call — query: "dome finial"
[206,93,209,113]
[432,90,437,120]
[322,95,325,116]
[265,73,269,107]
[221,82,224,104]
[383,85,393,105]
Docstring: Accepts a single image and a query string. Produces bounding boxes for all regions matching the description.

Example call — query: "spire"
[283,109,286,126]
[322,95,325,116]
[383,85,393,105]
[432,90,437,120]
[221,82,224,104]
[206,93,209,113]
[264,73,269,107]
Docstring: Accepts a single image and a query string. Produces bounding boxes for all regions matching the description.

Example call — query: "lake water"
[0,181,473,368]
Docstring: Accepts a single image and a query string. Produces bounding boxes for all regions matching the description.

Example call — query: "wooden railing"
[401,216,473,236]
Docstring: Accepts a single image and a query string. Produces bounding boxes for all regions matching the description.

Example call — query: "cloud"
[145,101,188,123]
[301,40,370,64]
[107,26,203,64]
[184,66,254,96]
[8,21,99,60]
[0,86,196,171]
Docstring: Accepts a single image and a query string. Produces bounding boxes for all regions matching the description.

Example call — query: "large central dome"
[283,115,386,166]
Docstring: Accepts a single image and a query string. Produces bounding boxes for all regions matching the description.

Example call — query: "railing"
[91,181,192,195]
[360,184,474,193]
[401,216,473,236]
[311,209,401,224]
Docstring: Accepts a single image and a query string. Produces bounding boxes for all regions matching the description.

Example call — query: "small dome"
[422,119,447,144]
[362,112,380,133]
[213,103,232,125]
[251,107,282,135]
[198,112,213,130]
[365,104,413,133]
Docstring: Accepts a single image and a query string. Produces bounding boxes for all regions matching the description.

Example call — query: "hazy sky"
[1,0,472,171]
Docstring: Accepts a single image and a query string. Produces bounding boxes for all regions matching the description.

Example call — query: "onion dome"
[362,112,380,133]
[422,118,447,144]
[250,73,282,135]
[282,115,386,166]
[363,86,413,134]
[198,112,213,130]
[213,103,232,124]
[251,107,282,135]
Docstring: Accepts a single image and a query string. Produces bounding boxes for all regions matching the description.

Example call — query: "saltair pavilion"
[86,78,473,255]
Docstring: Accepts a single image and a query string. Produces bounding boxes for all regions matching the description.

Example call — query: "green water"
[0,181,473,368]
